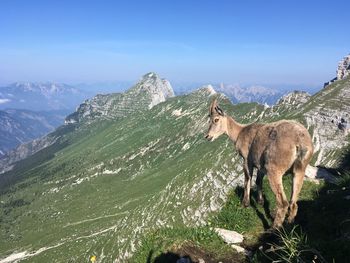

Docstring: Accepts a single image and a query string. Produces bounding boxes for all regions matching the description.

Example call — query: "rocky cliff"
[337,54,350,80]
[261,78,350,167]
[324,54,350,87]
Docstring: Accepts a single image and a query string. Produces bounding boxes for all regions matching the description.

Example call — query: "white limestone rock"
[214,227,244,244]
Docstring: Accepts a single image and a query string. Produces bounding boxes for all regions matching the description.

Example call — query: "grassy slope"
[132,170,350,263]
[130,175,322,263]
[0,90,265,262]
[1,79,349,262]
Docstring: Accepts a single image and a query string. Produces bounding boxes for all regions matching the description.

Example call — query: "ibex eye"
[214,118,219,123]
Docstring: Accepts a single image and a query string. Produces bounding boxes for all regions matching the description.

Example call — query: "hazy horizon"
[1,0,349,87]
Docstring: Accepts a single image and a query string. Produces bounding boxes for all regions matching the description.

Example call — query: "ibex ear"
[209,98,218,116]
[215,105,225,116]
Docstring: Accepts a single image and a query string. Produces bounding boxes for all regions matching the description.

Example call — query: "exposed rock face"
[276,90,311,106]
[65,72,174,124]
[302,78,350,166]
[267,91,311,118]
[337,54,350,80]
[139,72,175,108]
[324,54,350,87]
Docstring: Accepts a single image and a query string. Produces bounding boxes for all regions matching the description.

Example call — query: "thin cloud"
[0,98,11,104]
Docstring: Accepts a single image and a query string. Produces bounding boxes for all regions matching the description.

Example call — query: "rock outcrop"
[324,54,350,87]
[337,54,350,80]
[214,228,244,244]
[266,91,311,118]
[303,77,350,166]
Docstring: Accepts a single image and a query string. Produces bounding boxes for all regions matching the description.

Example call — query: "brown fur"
[205,99,313,228]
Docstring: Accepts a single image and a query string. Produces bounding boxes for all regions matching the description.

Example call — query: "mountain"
[215,83,286,105]
[0,109,67,157]
[0,70,349,262]
[0,72,175,174]
[65,72,174,124]
[0,82,92,111]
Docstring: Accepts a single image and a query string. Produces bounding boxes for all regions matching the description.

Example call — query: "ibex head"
[205,98,227,141]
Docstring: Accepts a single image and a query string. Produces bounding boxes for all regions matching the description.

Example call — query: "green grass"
[130,175,322,262]
[132,171,350,262]
[130,227,244,263]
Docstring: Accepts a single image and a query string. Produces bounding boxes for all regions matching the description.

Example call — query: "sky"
[0,0,349,89]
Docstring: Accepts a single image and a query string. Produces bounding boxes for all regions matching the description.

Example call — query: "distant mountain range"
[173,82,319,105]
[215,83,285,105]
[0,82,92,111]
[0,109,67,156]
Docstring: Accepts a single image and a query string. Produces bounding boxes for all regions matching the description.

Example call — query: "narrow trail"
[63,211,129,228]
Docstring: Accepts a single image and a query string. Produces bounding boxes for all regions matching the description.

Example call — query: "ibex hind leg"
[287,159,308,223]
[256,170,265,205]
[267,173,289,229]
[243,162,253,207]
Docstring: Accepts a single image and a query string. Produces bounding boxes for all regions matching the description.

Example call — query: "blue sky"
[0,0,349,88]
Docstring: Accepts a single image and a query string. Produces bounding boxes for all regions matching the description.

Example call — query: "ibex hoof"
[287,216,295,224]
[242,200,250,207]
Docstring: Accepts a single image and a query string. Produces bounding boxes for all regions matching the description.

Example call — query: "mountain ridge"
[65,72,174,124]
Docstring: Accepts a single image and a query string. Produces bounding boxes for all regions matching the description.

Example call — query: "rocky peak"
[337,54,350,80]
[130,72,174,108]
[65,73,174,123]
[194,85,217,97]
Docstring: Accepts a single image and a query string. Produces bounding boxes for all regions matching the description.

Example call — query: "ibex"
[205,99,313,228]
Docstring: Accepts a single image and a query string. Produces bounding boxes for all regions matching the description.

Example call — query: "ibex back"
[205,99,313,228]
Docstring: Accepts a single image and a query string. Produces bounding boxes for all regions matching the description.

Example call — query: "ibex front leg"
[243,161,253,207]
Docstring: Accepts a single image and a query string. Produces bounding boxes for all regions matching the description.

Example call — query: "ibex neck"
[226,116,244,143]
